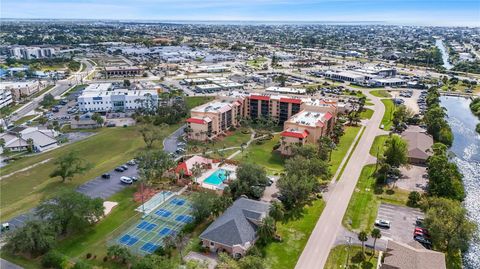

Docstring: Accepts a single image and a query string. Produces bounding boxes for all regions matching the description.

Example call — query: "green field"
[234,134,284,173]
[246,57,268,68]
[329,126,361,175]
[342,165,409,232]
[370,90,391,98]
[359,108,374,120]
[380,99,395,130]
[187,129,252,155]
[0,125,179,222]
[369,135,388,158]
[325,245,378,269]
[264,199,325,269]
[185,96,214,110]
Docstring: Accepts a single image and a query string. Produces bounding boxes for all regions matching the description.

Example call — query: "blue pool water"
[203,169,227,186]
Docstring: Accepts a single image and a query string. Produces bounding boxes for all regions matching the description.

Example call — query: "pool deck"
[197,164,237,190]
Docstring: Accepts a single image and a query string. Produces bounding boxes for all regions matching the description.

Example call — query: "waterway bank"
[436,39,453,70]
[440,96,480,269]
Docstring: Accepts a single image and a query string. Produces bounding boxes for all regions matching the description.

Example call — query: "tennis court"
[135,190,174,215]
[113,194,193,255]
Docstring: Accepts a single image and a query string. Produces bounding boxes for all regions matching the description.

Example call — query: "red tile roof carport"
[249,95,270,101]
[280,97,302,104]
[186,117,206,124]
[281,130,309,139]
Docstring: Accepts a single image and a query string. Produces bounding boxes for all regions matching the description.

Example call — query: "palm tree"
[191,163,202,184]
[370,228,382,258]
[257,216,276,245]
[269,201,285,225]
[358,230,368,255]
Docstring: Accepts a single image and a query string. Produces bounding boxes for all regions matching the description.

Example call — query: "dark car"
[121,165,129,170]
[115,167,125,172]
[101,173,111,179]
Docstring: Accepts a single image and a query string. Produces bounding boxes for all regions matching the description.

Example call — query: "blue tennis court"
[112,194,193,255]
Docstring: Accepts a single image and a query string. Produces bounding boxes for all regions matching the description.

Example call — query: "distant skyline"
[2,0,479,27]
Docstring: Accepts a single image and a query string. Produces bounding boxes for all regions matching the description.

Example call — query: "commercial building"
[187,92,338,155]
[401,127,434,164]
[103,66,144,77]
[0,126,59,153]
[0,88,13,109]
[0,81,41,100]
[266,86,307,95]
[8,46,56,60]
[200,198,270,258]
[77,83,158,113]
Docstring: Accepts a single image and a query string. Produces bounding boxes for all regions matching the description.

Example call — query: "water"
[203,169,227,186]
[440,96,480,268]
[436,39,454,70]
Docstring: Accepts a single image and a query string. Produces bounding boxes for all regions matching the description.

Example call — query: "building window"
[210,242,214,246]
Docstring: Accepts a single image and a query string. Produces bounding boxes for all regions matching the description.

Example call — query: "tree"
[136,149,175,185]
[317,136,335,161]
[91,112,104,126]
[331,121,345,144]
[107,245,133,264]
[190,191,217,223]
[392,105,414,129]
[41,250,66,269]
[269,201,285,224]
[40,93,55,108]
[50,151,91,182]
[427,150,464,201]
[423,197,477,254]
[132,254,176,269]
[358,230,368,255]
[123,79,131,87]
[383,134,408,167]
[257,216,276,245]
[5,220,56,257]
[229,163,268,199]
[407,191,422,207]
[26,138,34,153]
[72,261,92,269]
[277,173,317,210]
[36,189,104,235]
[139,124,169,149]
[370,228,382,255]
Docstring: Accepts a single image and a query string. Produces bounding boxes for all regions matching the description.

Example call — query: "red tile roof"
[279,97,302,104]
[249,95,270,101]
[186,117,206,124]
[281,130,309,139]
[324,112,333,121]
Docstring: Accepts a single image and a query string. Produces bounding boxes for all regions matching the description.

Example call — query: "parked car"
[414,235,432,245]
[115,167,125,172]
[120,176,133,184]
[375,219,391,228]
[121,165,129,170]
[101,173,111,179]
[131,176,138,181]
[127,159,136,166]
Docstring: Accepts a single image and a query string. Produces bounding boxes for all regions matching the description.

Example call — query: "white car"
[120,176,133,184]
[375,219,391,228]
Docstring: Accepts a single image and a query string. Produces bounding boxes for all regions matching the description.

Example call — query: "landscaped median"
[380,99,395,130]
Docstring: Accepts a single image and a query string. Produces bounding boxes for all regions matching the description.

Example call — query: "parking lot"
[375,203,424,244]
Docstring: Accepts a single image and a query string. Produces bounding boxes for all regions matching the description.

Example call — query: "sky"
[2,0,479,27]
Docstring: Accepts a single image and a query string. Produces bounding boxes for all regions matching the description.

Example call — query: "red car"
[414,228,430,238]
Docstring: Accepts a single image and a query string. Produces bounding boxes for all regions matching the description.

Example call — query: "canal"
[436,39,454,70]
[440,96,480,268]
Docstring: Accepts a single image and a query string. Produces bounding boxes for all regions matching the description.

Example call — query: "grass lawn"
[342,165,410,232]
[234,134,284,173]
[264,199,325,269]
[14,114,37,125]
[330,126,361,175]
[29,85,55,100]
[57,187,142,268]
[246,57,268,68]
[185,96,214,110]
[325,245,378,269]
[370,90,391,98]
[0,125,179,222]
[359,108,374,120]
[369,135,388,158]
[350,84,384,90]
[62,84,87,97]
[187,129,251,155]
[380,99,395,130]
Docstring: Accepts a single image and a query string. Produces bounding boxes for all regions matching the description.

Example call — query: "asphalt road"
[295,89,385,269]
[163,125,185,153]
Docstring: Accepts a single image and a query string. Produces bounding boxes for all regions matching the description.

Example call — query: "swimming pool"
[203,169,228,186]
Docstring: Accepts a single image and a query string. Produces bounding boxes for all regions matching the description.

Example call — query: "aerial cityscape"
[0,1,479,269]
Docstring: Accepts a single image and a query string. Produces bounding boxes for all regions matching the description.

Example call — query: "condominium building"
[77,83,158,113]
[0,88,13,109]
[187,92,338,155]
[0,81,41,100]
[8,46,56,60]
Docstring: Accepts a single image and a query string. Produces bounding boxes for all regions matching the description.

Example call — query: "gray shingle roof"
[200,197,270,247]
[401,131,433,161]
[381,240,446,269]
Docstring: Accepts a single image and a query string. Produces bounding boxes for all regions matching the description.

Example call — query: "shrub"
[41,250,66,269]
[407,191,422,207]
[72,261,92,269]
[85,253,92,259]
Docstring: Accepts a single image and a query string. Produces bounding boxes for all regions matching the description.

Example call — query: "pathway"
[295,89,386,269]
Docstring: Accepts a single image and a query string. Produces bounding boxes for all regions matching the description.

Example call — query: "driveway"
[397,165,428,192]
[163,125,185,153]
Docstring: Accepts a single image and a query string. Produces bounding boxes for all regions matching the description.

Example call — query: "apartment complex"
[0,81,41,101]
[78,83,158,113]
[186,92,338,155]
[0,88,13,109]
[9,46,56,60]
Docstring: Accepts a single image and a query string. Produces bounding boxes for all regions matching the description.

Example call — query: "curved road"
[295,89,385,269]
